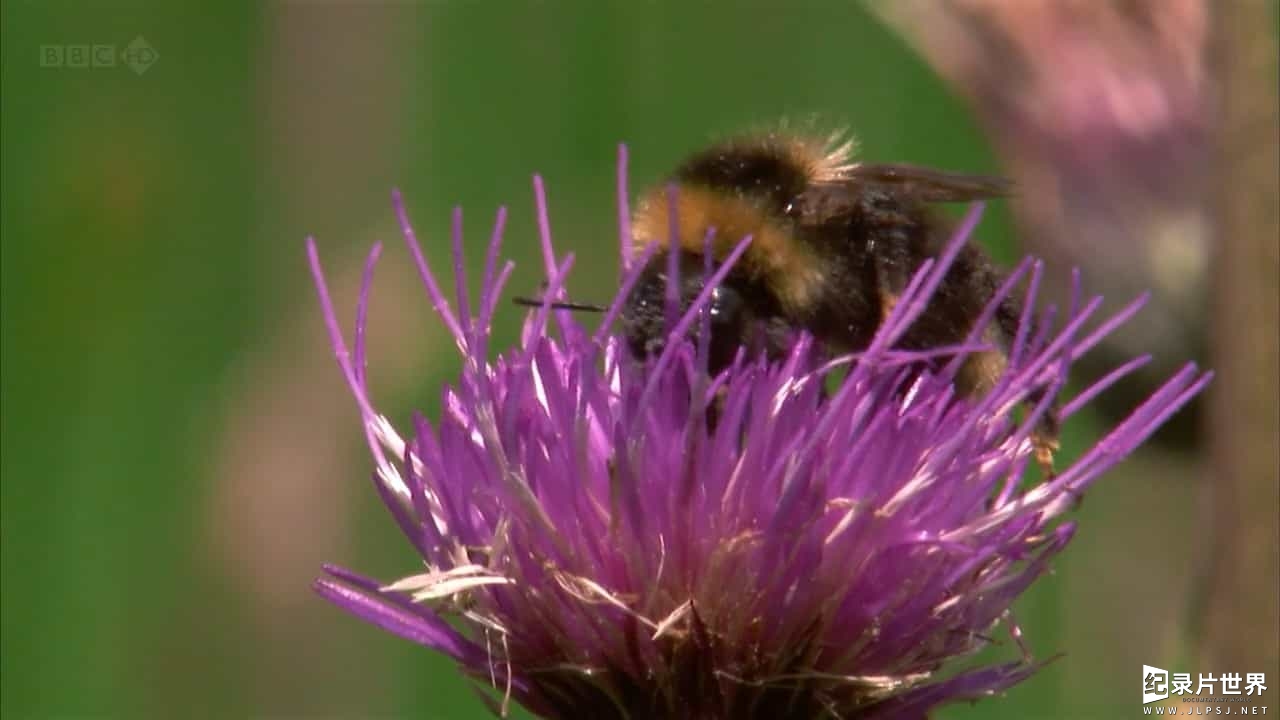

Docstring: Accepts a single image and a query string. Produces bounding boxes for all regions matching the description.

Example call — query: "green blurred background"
[1,3,1241,718]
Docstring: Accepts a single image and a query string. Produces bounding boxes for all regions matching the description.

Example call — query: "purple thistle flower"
[306,146,1209,719]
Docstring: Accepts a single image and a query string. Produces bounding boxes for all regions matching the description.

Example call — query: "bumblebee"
[618,131,1059,475]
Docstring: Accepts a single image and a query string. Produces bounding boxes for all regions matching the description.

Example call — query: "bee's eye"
[708,285,744,326]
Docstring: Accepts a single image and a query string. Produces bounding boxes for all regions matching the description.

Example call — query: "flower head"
[307,147,1209,719]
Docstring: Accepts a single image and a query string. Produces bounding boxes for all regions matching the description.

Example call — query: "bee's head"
[620,251,789,376]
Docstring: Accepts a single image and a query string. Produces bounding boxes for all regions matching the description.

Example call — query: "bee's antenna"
[511,296,608,313]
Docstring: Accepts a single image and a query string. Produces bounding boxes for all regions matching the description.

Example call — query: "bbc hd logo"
[1144,665,1170,704]
[39,36,158,76]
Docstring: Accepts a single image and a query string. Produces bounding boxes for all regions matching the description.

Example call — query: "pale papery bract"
[307,146,1209,719]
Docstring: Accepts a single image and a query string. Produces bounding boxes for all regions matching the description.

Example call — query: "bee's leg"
[847,187,917,317]
[961,352,1063,484]
[1031,423,1060,480]
[1029,404,1070,509]
[858,190,1070,485]
[956,342,1063,483]
[1032,412,1080,509]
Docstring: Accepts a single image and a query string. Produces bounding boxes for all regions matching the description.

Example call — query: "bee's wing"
[848,163,1013,202]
